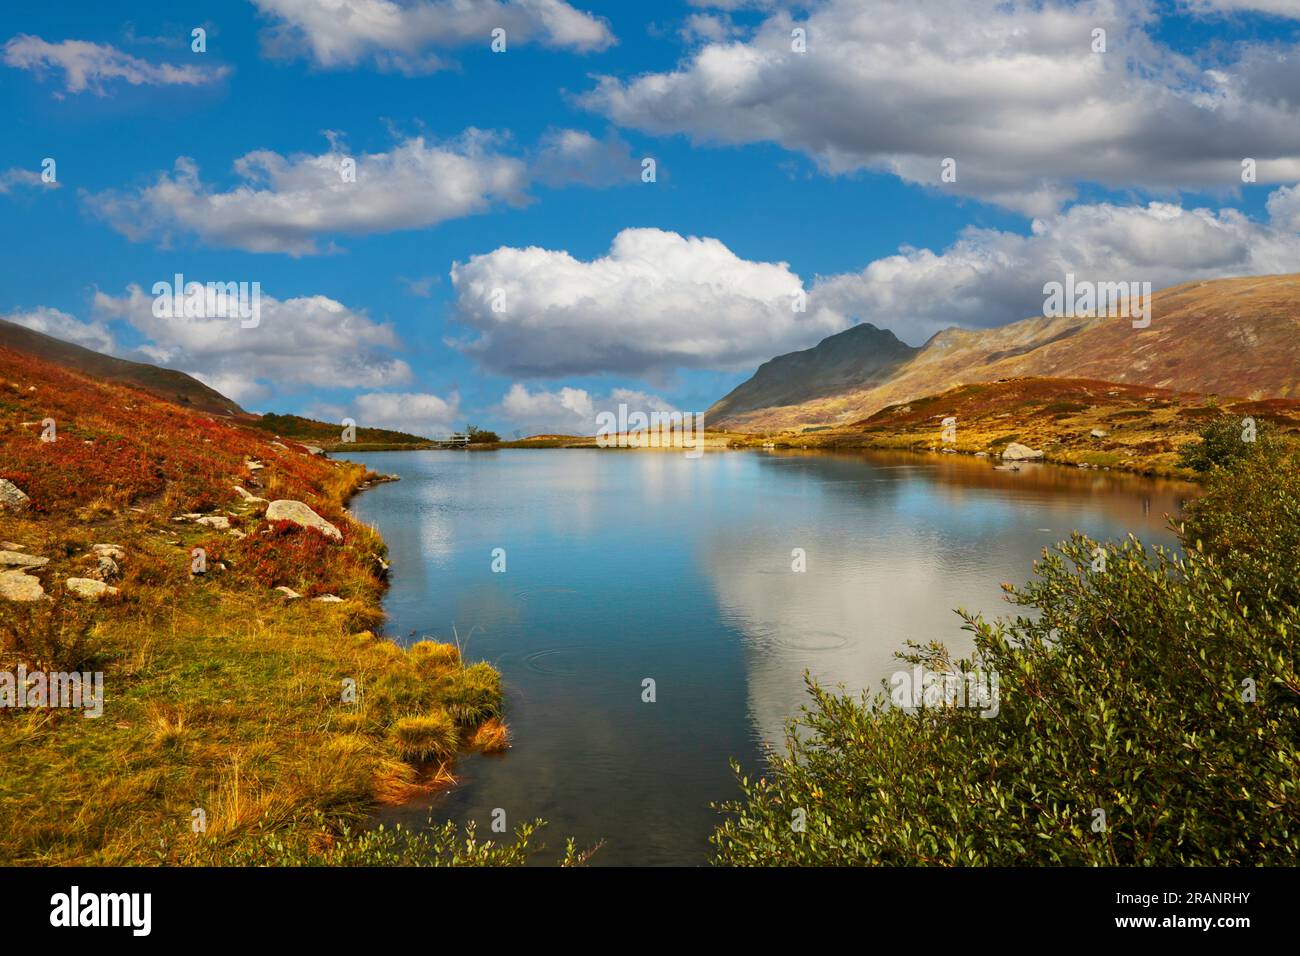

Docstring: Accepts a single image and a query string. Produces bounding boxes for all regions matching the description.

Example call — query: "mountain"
[709,274,1300,431]
[708,323,917,427]
[0,317,244,417]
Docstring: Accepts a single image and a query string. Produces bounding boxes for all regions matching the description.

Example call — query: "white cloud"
[582,0,1300,215]
[810,189,1300,344]
[533,128,639,187]
[0,306,115,353]
[1182,1,1300,17]
[91,283,411,403]
[1267,184,1300,231]
[2,34,229,96]
[498,383,679,435]
[350,390,460,435]
[449,227,840,377]
[86,128,628,254]
[0,167,56,195]
[251,0,613,72]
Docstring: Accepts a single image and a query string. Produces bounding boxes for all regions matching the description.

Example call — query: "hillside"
[0,344,508,864]
[0,318,244,417]
[720,376,1300,477]
[249,413,433,451]
[710,274,1300,431]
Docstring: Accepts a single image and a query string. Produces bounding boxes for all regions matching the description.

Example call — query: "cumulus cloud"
[1182,1,1300,17]
[91,283,411,403]
[252,0,613,73]
[0,306,115,353]
[350,390,461,435]
[0,167,55,195]
[449,227,839,377]
[533,128,640,187]
[810,190,1300,344]
[85,128,631,255]
[498,383,679,435]
[2,34,229,96]
[582,0,1300,215]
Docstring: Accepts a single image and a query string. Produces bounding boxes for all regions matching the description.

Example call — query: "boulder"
[275,586,301,600]
[0,479,30,511]
[232,486,268,504]
[0,570,45,602]
[302,445,324,456]
[265,500,343,542]
[0,550,48,569]
[1001,442,1044,461]
[95,555,121,581]
[312,594,344,603]
[1090,428,1109,439]
[196,515,231,530]
[66,577,119,599]
[91,544,126,561]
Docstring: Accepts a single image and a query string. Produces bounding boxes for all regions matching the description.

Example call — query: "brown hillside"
[712,274,1300,431]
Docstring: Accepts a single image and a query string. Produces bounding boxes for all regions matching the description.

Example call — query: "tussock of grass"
[389,711,458,763]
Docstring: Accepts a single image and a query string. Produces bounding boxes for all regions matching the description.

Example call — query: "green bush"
[1177,414,1278,472]
[712,447,1300,866]
[211,814,596,866]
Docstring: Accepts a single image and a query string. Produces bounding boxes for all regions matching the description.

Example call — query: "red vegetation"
[0,346,335,514]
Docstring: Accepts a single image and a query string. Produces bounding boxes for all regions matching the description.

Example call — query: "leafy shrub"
[1177,415,1278,472]
[713,447,1300,866]
[213,815,593,866]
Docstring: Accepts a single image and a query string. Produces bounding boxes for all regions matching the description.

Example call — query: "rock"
[312,594,343,603]
[91,544,126,560]
[302,445,324,456]
[1001,442,1044,461]
[228,529,247,540]
[66,577,119,599]
[974,452,989,458]
[196,515,231,530]
[0,570,45,601]
[275,586,301,600]
[993,463,1021,472]
[265,500,343,542]
[1090,428,1109,439]
[0,479,30,511]
[95,555,121,581]
[232,486,268,504]
[245,460,266,471]
[0,541,23,551]
[0,550,48,568]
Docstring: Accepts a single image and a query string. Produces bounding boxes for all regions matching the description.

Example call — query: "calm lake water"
[349,448,1193,866]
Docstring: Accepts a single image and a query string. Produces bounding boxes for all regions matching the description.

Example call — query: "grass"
[720,376,1300,479]
[0,344,511,865]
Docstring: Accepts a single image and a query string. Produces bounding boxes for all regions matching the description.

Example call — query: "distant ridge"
[0,317,244,417]
[709,274,1300,431]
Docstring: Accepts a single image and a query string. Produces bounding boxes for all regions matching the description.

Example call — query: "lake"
[349,448,1194,866]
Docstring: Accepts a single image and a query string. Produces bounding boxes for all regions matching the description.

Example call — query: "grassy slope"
[0,318,245,418]
[248,412,435,451]
[714,274,1300,432]
[0,346,505,864]
[720,377,1300,478]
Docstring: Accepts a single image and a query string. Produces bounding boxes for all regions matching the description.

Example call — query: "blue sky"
[2,0,1300,437]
